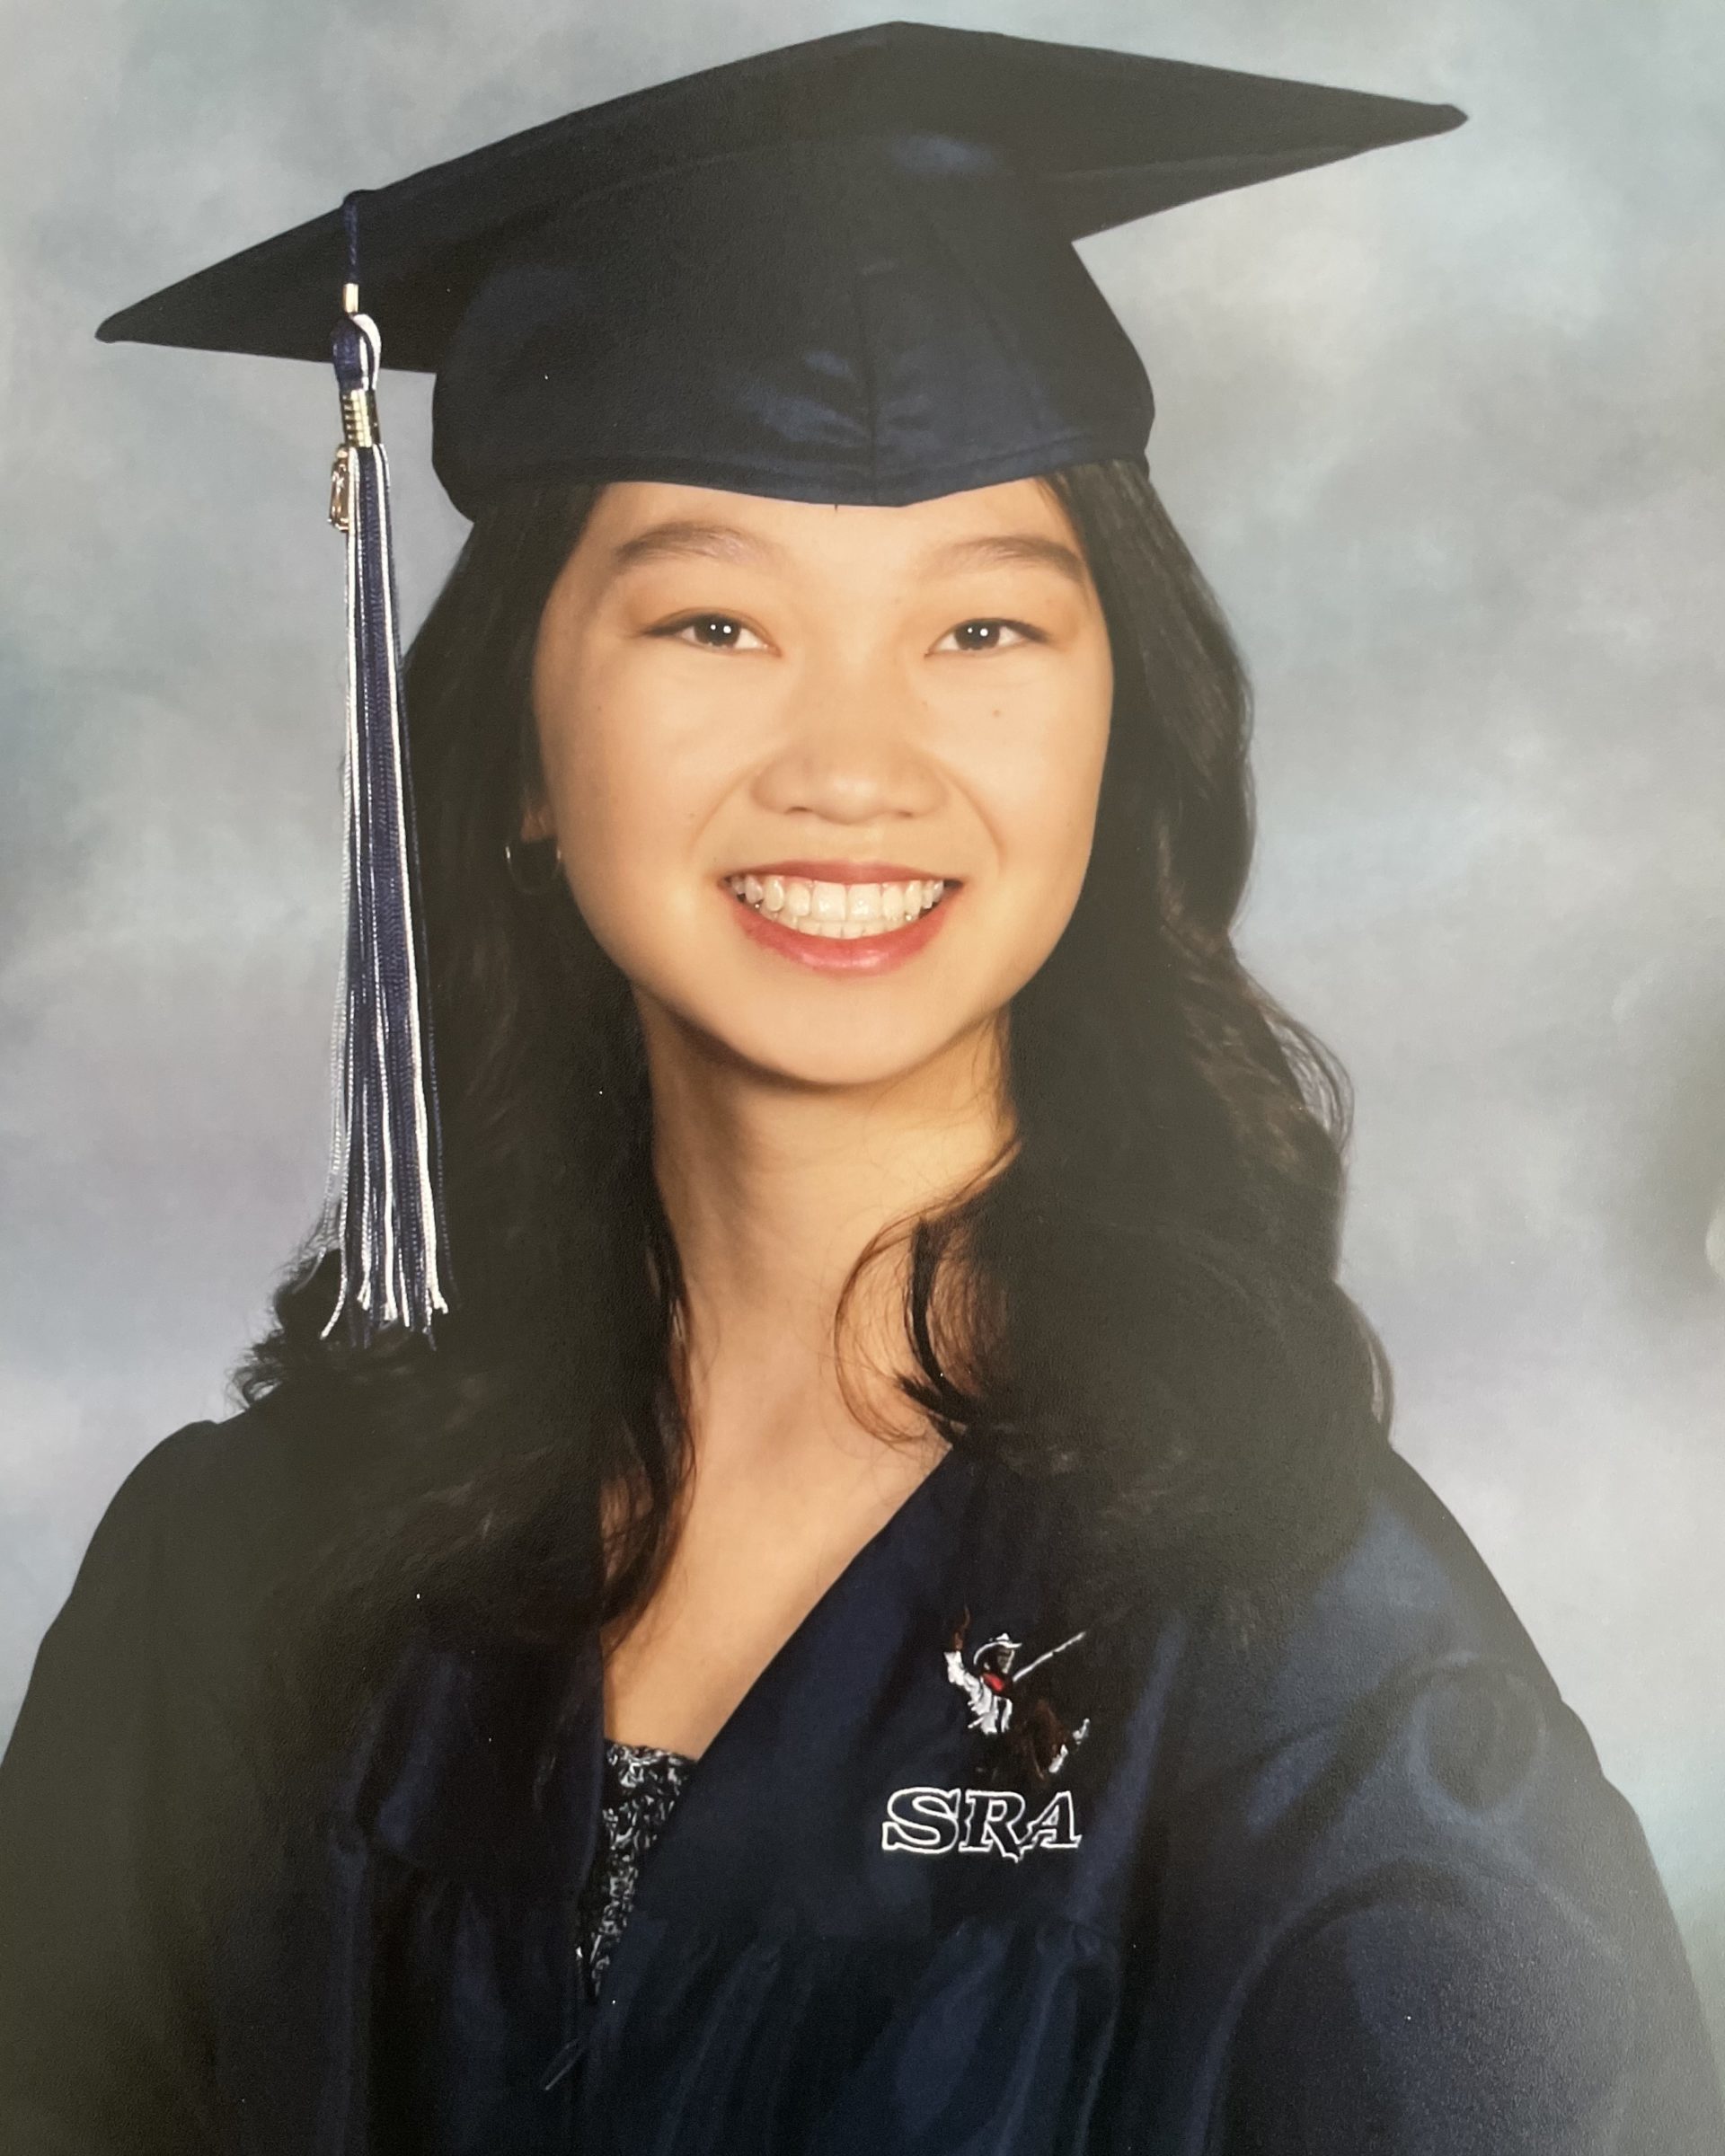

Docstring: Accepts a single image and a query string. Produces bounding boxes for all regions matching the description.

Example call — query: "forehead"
[579,476,1089,587]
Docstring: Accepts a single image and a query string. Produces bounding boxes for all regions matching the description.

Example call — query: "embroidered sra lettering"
[880,1784,1083,1860]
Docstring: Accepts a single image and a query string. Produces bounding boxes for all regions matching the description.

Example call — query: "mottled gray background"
[4,0,1721,2064]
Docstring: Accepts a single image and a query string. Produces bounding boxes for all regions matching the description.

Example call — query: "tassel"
[317,190,452,1345]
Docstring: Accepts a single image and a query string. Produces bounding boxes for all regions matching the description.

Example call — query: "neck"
[638,1001,1013,1476]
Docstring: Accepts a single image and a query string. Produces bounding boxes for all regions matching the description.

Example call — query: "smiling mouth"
[724,872,950,941]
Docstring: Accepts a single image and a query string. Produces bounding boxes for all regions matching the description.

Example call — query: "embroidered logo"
[943,1607,1092,1774]
[880,1610,1093,1860]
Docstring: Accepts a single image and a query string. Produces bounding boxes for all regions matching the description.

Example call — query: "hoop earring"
[503,835,562,896]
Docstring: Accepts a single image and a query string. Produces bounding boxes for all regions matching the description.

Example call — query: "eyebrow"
[605,519,1090,588]
[929,532,1090,588]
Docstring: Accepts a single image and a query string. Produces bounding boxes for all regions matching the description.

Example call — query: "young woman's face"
[529,476,1113,1089]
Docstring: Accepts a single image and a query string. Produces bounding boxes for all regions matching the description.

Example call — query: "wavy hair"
[238,458,1392,1747]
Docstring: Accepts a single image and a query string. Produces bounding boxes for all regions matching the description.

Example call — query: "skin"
[528,476,1114,1755]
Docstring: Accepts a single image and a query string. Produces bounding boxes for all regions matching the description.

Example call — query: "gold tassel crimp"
[329,445,353,533]
[328,368,381,533]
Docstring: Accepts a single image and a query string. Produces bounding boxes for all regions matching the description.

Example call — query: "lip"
[724,860,957,885]
[723,879,958,976]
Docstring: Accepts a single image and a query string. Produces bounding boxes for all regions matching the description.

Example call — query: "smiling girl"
[2,23,1720,2156]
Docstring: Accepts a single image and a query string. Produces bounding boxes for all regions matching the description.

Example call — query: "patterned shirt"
[573,1738,694,1998]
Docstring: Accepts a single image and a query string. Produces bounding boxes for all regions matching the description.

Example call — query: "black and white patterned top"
[573,1737,695,1998]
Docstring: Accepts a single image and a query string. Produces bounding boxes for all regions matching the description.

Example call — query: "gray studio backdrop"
[4,0,1721,2067]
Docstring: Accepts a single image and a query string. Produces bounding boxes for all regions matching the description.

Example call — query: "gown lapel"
[621,1441,984,1942]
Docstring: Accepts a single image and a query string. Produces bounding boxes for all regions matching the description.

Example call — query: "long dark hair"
[238,457,1392,1744]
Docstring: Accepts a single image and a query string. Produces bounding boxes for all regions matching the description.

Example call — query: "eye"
[936,619,1046,654]
[653,613,766,652]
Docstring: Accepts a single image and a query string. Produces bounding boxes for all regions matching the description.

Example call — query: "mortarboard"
[94,21,1464,1344]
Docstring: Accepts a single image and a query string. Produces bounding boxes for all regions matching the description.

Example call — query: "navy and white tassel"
[317,190,451,1345]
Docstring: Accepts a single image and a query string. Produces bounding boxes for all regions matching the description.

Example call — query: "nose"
[749,649,945,826]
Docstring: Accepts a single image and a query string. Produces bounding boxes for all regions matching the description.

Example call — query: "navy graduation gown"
[0,1409,1720,2153]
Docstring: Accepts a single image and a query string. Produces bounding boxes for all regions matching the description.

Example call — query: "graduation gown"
[1,1409,1719,2154]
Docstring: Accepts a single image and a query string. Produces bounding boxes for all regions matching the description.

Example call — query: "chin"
[699,1006,993,1095]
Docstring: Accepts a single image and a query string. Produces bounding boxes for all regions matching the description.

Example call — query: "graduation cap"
[95,21,1464,1345]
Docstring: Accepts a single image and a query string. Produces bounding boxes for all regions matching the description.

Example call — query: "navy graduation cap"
[95,20,1464,1344]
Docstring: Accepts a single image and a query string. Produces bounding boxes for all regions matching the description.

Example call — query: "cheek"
[972,700,1110,907]
[535,649,650,921]
[535,659,741,950]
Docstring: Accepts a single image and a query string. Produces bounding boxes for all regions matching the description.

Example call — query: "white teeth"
[725,872,952,939]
